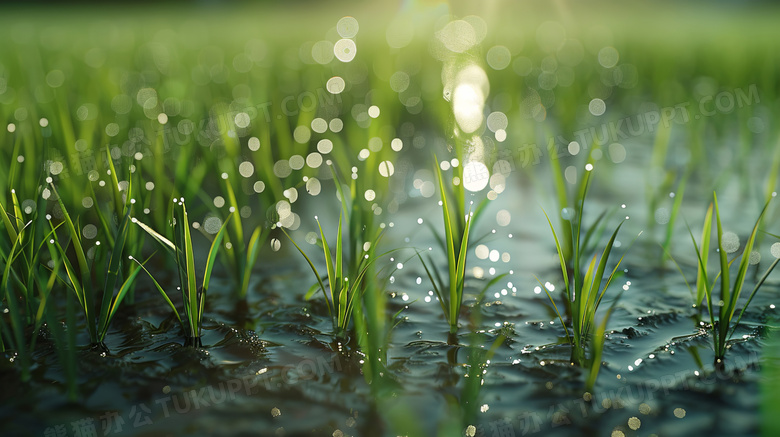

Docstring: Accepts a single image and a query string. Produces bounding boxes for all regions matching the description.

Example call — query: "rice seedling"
[417,154,506,340]
[47,182,147,346]
[538,166,635,390]
[1,187,51,325]
[281,207,388,341]
[547,133,575,264]
[545,141,623,328]
[418,157,475,338]
[687,202,713,311]
[679,193,779,364]
[92,150,147,305]
[133,198,231,344]
[216,175,268,298]
[2,179,82,383]
[0,117,72,375]
[314,155,409,384]
[546,140,616,277]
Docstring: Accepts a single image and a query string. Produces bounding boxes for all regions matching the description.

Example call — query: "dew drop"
[204,216,223,234]
[378,161,395,177]
[475,244,489,259]
[326,76,346,94]
[239,161,255,178]
[82,224,98,239]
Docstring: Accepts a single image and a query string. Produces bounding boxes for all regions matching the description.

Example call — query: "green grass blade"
[726,200,770,320]
[97,205,133,340]
[180,202,198,338]
[663,174,688,254]
[222,180,244,244]
[581,222,625,338]
[343,247,402,328]
[10,189,23,234]
[548,140,572,262]
[722,200,771,342]
[328,164,352,221]
[586,305,614,392]
[578,254,598,338]
[425,221,448,253]
[476,273,508,304]
[687,223,715,326]
[335,212,344,324]
[417,252,449,324]
[32,255,59,336]
[130,256,183,327]
[316,218,337,320]
[452,213,471,327]
[596,232,642,312]
[221,180,245,283]
[713,194,729,301]
[713,193,730,355]
[104,261,144,330]
[201,212,232,294]
[240,226,266,297]
[696,204,713,309]
[1,236,29,378]
[427,254,447,302]
[53,241,85,306]
[89,186,115,248]
[581,209,609,256]
[572,168,594,299]
[434,156,459,331]
[661,244,695,298]
[590,222,624,306]
[0,195,19,243]
[304,282,320,300]
[729,256,780,341]
[281,227,332,317]
[469,197,490,232]
[171,204,188,302]
[132,216,176,254]
[105,147,125,216]
[52,184,95,342]
[541,208,570,293]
